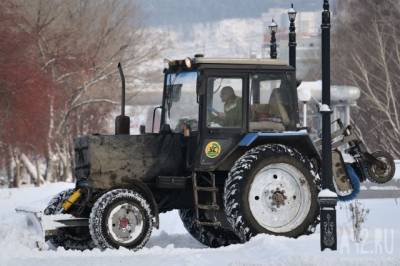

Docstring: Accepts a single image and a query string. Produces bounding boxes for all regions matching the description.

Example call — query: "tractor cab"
[161,56,318,172]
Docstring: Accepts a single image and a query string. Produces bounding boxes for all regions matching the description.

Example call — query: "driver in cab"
[210,86,242,127]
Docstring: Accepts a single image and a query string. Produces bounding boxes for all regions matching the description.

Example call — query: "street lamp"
[288,3,297,21]
[288,3,297,69]
[269,19,278,59]
[319,0,338,252]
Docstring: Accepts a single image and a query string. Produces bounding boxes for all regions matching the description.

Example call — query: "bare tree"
[1,0,165,185]
[333,0,400,157]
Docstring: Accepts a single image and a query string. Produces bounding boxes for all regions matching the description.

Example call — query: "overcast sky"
[135,0,327,26]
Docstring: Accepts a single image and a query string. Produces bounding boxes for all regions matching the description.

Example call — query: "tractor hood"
[73,134,185,189]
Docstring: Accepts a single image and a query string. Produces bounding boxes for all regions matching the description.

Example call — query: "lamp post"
[319,0,338,251]
[269,19,278,59]
[288,3,297,69]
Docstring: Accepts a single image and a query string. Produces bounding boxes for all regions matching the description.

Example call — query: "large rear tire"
[179,209,240,248]
[224,144,319,242]
[44,189,94,250]
[89,189,153,250]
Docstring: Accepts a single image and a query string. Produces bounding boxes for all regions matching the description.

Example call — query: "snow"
[395,160,400,180]
[318,103,332,113]
[0,183,400,265]
[319,189,338,198]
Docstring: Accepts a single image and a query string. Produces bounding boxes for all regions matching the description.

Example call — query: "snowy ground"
[0,183,399,266]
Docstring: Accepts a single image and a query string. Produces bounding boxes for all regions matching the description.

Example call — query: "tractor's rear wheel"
[44,189,94,250]
[224,144,319,242]
[89,189,153,250]
[179,209,240,247]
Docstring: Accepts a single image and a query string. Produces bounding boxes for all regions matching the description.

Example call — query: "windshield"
[165,71,198,132]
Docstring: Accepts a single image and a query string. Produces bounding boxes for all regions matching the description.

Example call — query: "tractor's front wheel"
[44,189,95,250]
[224,144,319,242]
[89,189,153,250]
[179,209,240,247]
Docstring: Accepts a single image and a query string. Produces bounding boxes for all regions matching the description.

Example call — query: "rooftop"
[194,57,288,66]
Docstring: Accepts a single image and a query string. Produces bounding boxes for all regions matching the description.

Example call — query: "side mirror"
[139,125,146,134]
[146,106,162,133]
[167,84,182,102]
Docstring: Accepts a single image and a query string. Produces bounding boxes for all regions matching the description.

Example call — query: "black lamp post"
[269,19,278,59]
[288,3,297,69]
[319,0,338,251]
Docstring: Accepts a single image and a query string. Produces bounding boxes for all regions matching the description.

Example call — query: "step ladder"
[192,173,221,227]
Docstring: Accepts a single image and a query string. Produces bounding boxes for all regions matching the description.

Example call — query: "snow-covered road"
[0,183,399,266]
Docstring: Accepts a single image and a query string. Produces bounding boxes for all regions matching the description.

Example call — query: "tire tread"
[89,189,153,250]
[223,144,320,242]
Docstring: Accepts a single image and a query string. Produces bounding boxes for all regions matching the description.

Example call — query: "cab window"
[249,73,297,131]
[206,77,243,128]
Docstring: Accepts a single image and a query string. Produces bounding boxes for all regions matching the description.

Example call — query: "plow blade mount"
[15,207,88,249]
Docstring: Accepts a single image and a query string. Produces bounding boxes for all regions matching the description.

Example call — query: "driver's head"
[220,86,235,103]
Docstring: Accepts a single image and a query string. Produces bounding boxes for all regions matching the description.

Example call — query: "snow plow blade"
[15,207,88,249]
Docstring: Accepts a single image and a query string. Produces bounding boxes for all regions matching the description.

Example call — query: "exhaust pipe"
[115,63,130,135]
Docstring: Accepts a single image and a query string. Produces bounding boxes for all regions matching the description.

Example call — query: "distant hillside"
[135,0,323,26]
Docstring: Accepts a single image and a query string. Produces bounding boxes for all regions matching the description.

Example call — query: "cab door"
[196,71,248,171]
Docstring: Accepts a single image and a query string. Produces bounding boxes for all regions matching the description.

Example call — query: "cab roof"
[194,57,288,66]
[166,56,292,72]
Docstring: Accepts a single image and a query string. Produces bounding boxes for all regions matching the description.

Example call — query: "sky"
[134,0,330,26]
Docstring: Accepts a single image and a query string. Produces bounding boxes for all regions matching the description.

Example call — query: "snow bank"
[0,183,399,266]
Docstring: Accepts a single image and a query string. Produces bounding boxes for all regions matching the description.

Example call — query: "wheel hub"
[271,189,287,208]
[119,217,130,230]
[371,157,390,177]
[107,203,144,244]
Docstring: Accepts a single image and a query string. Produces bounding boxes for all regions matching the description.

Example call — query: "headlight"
[184,57,192,69]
